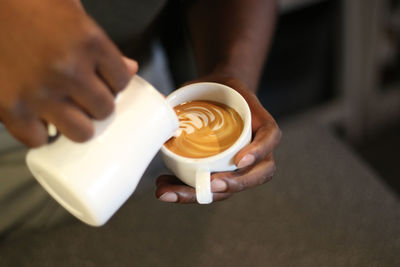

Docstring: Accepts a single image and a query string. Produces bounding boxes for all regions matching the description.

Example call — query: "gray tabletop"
[1,117,399,266]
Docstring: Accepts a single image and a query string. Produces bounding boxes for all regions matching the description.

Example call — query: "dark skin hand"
[0,0,138,147]
[156,0,281,203]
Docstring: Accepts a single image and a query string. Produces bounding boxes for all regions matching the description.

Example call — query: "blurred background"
[261,0,400,196]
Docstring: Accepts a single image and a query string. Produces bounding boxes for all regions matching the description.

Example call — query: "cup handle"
[195,170,213,204]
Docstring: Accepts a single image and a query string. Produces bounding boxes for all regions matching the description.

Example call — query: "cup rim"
[160,82,251,164]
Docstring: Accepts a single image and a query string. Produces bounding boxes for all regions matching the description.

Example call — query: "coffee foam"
[164,100,244,158]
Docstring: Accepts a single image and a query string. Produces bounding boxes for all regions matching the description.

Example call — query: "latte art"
[164,100,244,158]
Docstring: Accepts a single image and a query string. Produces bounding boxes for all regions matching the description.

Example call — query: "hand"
[156,75,281,203]
[0,0,138,147]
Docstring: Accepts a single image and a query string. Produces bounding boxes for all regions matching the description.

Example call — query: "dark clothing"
[82,0,168,61]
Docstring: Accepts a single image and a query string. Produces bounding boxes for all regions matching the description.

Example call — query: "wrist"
[205,64,259,93]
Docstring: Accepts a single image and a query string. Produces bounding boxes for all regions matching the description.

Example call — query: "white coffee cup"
[26,75,179,226]
[160,82,252,204]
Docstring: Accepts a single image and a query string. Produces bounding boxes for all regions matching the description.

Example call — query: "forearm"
[186,0,277,92]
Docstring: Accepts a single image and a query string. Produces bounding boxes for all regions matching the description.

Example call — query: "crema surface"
[165,100,244,158]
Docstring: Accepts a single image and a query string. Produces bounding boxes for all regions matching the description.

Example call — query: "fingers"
[1,114,48,147]
[69,75,115,120]
[95,36,133,94]
[235,122,281,168]
[72,56,138,119]
[40,100,94,143]
[123,57,139,76]
[9,54,137,146]
[211,155,276,193]
[156,175,233,203]
[156,175,196,203]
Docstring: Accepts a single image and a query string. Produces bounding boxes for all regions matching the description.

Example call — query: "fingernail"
[159,192,178,203]
[211,179,227,192]
[237,154,255,168]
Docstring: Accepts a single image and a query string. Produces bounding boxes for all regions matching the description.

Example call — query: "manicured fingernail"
[159,192,178,203]
[237,154,256,168]
[211,179,227,192]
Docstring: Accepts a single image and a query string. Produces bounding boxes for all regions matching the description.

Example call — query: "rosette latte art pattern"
[165,100,244,158]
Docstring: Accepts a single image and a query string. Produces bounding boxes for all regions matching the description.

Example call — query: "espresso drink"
[164,100,244,158]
